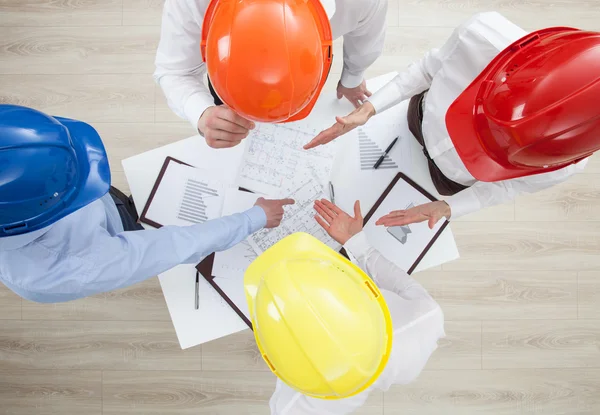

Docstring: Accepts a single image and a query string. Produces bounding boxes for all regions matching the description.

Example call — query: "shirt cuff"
[343,231,371,259]
[367,81,403,114]
[244,205,267,233]
[183,93,216,131]
[445,188,482,220]
[340,69,365,89]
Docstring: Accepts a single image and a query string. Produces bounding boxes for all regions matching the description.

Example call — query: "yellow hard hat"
[244,232,393,400]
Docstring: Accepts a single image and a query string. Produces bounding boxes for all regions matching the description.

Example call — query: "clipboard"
[195,186,256,331]
[361,172,449,274]
[141,156,253,329]
[139,156,191,228]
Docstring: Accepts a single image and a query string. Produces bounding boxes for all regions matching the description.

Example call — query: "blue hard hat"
[0,105,110,237]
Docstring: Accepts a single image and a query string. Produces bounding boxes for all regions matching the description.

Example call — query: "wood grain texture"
[0,0,122,27]
[103,370,383,415]
[0,26,159,75]
[123,0,164,26]
[202,330,267,372]
[426,321,482,370]
[0,320,202,370]
[444,221,600,271]
[515,174,600,222]
[21,278,170,321]
[0,74,155,122]
[102,370,276,415]
[417,271,577,320]
[396,0,600,30]
[384,369,600,415]
[482,320,600,369]
[0,282,21,320]
[0,370,102,415]
[578,272,600,319]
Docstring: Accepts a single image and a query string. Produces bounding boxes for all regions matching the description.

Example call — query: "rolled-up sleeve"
[339,0,388,88]
[154,0,215,128]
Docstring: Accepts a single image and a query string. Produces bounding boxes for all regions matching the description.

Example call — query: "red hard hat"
[446,28,600,182]
[201,0,333,123]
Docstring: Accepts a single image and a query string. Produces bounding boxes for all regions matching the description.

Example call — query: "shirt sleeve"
[446,159,588,219]
[368,12,508,113]
[343,231,431,301]
[339,0,388,88]
[25,207,266,303]
[154,0,215,128]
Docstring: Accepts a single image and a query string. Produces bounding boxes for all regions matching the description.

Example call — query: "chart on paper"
[238,123,336,196]
[177,178,221,224]
[358,128,399,170]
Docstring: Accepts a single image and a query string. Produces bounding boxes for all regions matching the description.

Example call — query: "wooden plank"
[384,368,600,414]
[0,26,159,75]
[0,74,154,123]
[0,320,202,370]
[0,282,21,320]
[21,279,170,321]
[0,370,102,415]
[0,0,122,27]
[444,221,600,271]
[482,320,600,369]
[515,174,600,222]
[417,270,577,320]
[578,272,600,319]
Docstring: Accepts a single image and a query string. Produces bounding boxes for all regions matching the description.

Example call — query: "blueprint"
[247,174,340,254]
[238,123,336,196]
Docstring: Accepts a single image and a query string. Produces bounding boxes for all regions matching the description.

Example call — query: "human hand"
[314,199,363,245]
[254,197,295,228]
[197,105,255,149]
[337,79,372,108]
[303,102,375,150]
[375,201,451,229]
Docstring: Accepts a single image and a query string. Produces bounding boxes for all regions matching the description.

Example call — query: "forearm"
[74,207,266,299]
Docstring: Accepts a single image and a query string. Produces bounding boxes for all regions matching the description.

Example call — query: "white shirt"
[154,0,387,128]
[368,12,588,219]
[269,231,445,415]
[154,0,388,129]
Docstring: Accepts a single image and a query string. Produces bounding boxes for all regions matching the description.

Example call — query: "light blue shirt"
[0,193,266,303]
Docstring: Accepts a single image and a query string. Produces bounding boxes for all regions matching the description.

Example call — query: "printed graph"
[177,178,219,224]
[358,128,398,170]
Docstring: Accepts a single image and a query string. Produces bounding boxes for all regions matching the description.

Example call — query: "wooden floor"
[1,1,600,414]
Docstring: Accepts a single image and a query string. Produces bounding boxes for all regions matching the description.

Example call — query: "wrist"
[362,101,376,119]
[441,201,451,219]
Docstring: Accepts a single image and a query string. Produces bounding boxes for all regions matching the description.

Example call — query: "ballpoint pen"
[195,271,200,310]
[373,136,399,169]
[328,181,335,204]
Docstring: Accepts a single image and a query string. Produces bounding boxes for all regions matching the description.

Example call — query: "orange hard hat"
[446,27,600,182]
[201,0,334,123]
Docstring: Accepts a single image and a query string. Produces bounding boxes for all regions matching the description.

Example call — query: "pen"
[195,271,200,310]
[373,137,399,169]
[328,181,335,204]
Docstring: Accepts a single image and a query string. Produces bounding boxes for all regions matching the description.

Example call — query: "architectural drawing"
[238,123,335,196]
[248,175,340,254]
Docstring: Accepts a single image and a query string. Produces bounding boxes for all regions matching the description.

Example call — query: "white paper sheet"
[212,189,260,277]
[247,175,340,254]
[363,178,447,272]
[144,161,225,227]
[238,123,336,196]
